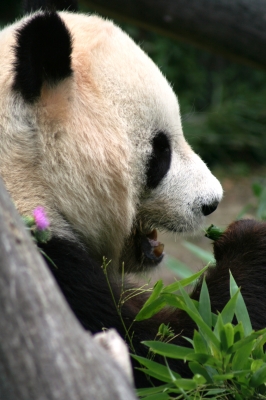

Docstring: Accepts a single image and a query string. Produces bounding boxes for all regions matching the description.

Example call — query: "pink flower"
[33,206,49,230]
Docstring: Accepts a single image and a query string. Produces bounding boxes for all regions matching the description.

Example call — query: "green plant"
[134,272,266,399]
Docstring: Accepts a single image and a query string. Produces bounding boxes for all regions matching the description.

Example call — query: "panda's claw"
[146,229,158,241]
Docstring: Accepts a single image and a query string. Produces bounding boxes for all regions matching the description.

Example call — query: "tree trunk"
[82,0,266,69]
[0,177,137,400]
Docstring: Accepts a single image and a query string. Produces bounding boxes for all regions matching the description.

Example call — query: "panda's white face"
[0,11,222,272]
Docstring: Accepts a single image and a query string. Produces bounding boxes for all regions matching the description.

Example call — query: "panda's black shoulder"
[37,236,123,333]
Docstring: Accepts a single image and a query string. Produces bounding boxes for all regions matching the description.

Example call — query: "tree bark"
[0,177,137,400]
[81,0,266,69]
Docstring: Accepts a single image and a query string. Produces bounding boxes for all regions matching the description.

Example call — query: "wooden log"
[0,177,137,400]
[82,0,266,69]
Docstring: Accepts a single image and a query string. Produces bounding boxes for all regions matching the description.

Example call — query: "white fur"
[0,12,223,267]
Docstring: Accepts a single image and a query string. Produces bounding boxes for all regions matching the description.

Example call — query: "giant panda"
[2,1,265,389]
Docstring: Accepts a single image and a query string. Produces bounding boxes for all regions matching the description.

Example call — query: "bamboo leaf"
[135,297,167,321]
[220,288,240,324]
[136,383,173,398]
[139,393,170,400]
[213,373,234,381]
[233,322,245,343]
[173,378,197,390]
[132,355,181,382]
[163,265,208,293]
[249,364,266,387]
[199,279,212,328]
[142,341,195,360]
[220,323,234,352]
[143,341,211,364]
[232,339,254,371]
[229,272,252,336]
[145,280,164,307]
[189,361,213,383]
[193,330,209,354]
[136,367,174,384]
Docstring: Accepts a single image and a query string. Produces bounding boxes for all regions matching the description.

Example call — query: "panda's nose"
[201,201,219,216]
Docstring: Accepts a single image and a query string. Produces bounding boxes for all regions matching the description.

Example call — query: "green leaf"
[233,322,245,343]
[205,388,228,396]
[193,330,208,354]
[132,355,181,382]
[136,367,174,384]
[142,341,195,360]
[181,306,221,350]
[232,340,254,370]
[231,331,262,354]
[178,283,200,316]
[213,312,224,339]
[139,393,170,400]
[136,266,208,321]
[182,241,215,264]
[229,272,252,336]
[189,361,213,383]
[142,280,164,308]
[136,383,173,398]
[213,373,234,382]
[220,288,240,324]
[137,293,186,320]
[135,297,167,321]
[173,378,197,390]
[192,373,206,385]
[163,265,208,293]
[199,279,212,328]
[249,364,266,387]
[251,359,264,373]
[220,323,234,352]
[143,341,211,364]
[252,331,266,359]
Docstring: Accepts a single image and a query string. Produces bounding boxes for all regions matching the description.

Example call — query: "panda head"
[0,11,223,272]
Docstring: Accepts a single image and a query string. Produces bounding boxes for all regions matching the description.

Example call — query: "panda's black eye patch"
[146,131,172,189]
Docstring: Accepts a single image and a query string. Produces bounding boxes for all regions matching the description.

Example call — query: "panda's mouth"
[141,229,164,264]
[120,224,165,272]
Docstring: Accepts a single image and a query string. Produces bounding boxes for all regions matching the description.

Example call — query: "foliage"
[118,26,266,169]
[135,272,266,399]
[133,181,266,399]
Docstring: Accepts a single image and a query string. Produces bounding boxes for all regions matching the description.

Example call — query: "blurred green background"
[2,0,266,172]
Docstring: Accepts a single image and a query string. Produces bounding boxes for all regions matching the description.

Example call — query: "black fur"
[201,219,266,331]
[23,0,78,12]
[146,132,172,189]
[13,12,72,102]
[39,219,266,388]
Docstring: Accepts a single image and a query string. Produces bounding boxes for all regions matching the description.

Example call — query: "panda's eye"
[146,131,172,189]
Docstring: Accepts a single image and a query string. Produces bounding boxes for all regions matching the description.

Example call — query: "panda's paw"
[213,219,266,274]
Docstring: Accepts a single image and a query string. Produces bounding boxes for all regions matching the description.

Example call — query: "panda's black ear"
[23,0,78,13]
[13,12,73,103]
